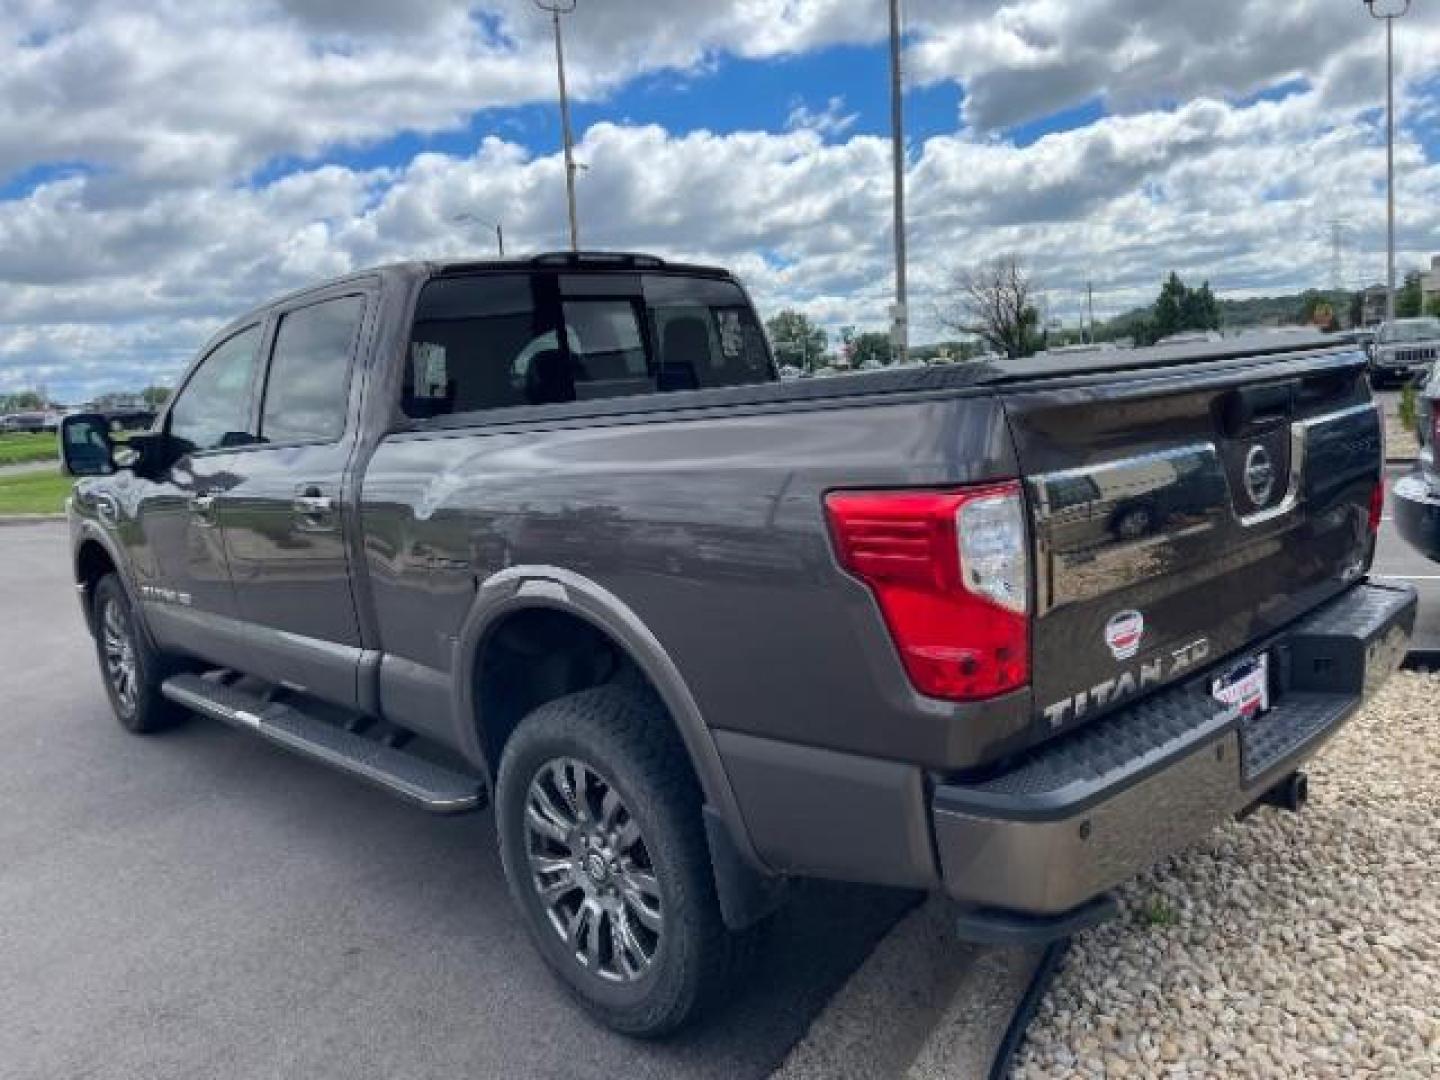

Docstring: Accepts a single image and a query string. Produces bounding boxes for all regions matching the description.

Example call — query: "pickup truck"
[61,252,1414,1036]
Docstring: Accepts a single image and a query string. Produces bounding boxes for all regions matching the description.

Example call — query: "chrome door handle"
[293,494,333,515]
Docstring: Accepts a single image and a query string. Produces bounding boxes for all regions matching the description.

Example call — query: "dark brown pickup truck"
[61,253,1413,1034]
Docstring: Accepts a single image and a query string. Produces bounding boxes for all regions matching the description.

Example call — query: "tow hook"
[1260,770,1309,813]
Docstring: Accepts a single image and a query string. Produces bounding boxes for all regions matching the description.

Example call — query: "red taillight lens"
[1369,478,1385,535]
[824,483,1030,702]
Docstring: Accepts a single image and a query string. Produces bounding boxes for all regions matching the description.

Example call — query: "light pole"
[536,0,580,252]
[452,213,505,256]
[887,0,908,364]
[1364,0,1410,324]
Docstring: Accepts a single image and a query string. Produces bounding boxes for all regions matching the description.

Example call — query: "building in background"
[1421,256,1440,313]
[1362,284,1390,326]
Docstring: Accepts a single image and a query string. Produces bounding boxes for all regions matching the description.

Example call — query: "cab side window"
[405,274,554,418]
[260,296,365,444]
[168,326,262,454]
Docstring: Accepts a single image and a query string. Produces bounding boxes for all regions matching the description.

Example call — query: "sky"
[2,0,1439,403]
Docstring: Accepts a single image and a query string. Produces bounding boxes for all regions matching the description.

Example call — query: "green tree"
[1146,273,1221,343]
[1,390,44,412]
[1152,272,1188,340]
[765,309,827,371]
[140,385,172,409]
[1426,294,1440,319]
[1396,271,1423,319]
[847,332,893,369]
[1348,291,1365,329]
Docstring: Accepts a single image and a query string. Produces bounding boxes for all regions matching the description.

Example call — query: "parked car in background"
[1391,366,1440,561]
[1367,317,1440,388]
[59,254,1412,1036]
[2,411,49,433]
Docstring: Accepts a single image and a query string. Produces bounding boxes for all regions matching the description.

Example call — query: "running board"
[161,673,487,815]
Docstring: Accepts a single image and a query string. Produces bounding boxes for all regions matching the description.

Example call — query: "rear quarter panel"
[360,393,1021,768]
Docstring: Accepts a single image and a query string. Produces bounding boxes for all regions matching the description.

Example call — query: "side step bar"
[161,673,487,815]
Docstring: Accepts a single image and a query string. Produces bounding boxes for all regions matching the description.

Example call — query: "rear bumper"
[1392,470,1440,563]
[931,581,1415,915]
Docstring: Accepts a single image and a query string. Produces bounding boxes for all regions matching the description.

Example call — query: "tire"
[1112,503,1155,541]
[496,684,734,1037]
[91,573,188,735]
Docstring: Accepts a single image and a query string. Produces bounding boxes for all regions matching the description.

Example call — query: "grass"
[0,468,72,515]
[1136,896,1182,928]
[0,431,59,467]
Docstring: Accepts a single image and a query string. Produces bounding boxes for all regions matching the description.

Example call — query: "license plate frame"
[1211,651,1271,721]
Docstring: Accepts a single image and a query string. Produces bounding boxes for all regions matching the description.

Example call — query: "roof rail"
[528,251,667,269]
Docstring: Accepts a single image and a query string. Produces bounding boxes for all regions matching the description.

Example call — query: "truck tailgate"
[1005,348,1382,736]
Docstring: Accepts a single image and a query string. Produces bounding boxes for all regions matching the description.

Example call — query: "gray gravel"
[1009,672,1440,1079]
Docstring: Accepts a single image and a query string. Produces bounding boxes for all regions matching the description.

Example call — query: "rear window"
[403,271,773,421]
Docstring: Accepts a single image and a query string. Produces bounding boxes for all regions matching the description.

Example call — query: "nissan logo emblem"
[1244,444,1276,506]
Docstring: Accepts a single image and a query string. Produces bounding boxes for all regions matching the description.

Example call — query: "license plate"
[1211,652,1270,720]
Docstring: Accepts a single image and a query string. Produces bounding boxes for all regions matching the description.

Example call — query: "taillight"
[1369,479,1385,535]
[824,483,1030,701]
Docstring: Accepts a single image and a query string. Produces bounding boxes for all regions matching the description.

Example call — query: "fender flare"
[450,564,768,873]
[72,518,160,650]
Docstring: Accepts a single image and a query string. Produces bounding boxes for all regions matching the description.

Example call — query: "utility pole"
[1364,1,1411,324]
[1086,281,1096,344]
[887,0,908,365]
[536,0,580,251]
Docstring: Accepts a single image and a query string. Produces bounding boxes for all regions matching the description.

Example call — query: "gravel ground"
[1009,671,1440,1079]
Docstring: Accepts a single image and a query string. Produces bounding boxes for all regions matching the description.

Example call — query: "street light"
[1363,0,1411,324]
[452,213,505,256]
[536,0,580,252]
[887,0,908,364]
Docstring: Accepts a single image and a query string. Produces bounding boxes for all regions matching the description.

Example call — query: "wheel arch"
[452,565,766,874]
[72,524,146,641]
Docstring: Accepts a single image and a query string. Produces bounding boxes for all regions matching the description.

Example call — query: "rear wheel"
[496,684,733,1037]
[91,574,187,734]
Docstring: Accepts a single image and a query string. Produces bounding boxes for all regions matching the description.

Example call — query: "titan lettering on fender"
[1043,637,1211,729]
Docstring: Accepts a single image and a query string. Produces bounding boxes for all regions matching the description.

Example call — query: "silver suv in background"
[1368,317,1440,388]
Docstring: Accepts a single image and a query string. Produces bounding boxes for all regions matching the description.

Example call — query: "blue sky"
[2,0,1439,402]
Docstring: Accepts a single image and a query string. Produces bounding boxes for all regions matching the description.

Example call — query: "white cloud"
[1,2,1439,401]
[787,96,860,138]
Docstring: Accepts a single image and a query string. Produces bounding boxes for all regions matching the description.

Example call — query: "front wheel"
[496,684,734,1037]
[91,574,187,734]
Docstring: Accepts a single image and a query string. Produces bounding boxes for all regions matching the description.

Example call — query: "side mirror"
[59,413,117,477]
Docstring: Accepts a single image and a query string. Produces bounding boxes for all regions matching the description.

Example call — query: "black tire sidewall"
[495,686,724,1036]
[91,574,180,734]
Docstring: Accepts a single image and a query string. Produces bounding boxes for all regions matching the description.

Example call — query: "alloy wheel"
[101,597,138,716]
[523,757,662,983]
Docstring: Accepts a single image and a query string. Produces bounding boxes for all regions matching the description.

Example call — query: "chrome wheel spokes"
[524,757,662,983]
[101,599,138,715]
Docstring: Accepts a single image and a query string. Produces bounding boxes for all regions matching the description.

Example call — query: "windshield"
[1381,318,1440,344]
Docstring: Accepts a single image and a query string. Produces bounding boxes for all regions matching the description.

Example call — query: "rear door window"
[260,295,365,444]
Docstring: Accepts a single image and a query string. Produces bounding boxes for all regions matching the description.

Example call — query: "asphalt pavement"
[0,522,914,1080]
